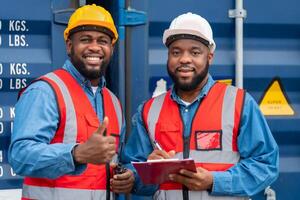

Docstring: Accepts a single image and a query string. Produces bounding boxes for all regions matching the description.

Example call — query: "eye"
[80,37,92,43]
[171,50,180,57]
[191,50,202,56]
[98,38,111,45]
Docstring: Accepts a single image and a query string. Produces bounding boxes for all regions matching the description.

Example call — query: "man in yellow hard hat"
[9,4,134,200]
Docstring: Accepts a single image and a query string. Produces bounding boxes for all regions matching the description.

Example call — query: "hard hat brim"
[165,34,210,48]
[68,25,115,40]
[64,20,118,44]
[163,29,215,53]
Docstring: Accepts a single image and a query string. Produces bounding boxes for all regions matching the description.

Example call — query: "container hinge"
[228,9,247,18]
[119,7,147,26]
[53,8,75,25]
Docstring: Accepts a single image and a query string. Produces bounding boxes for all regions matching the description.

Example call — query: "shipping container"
[0,0,299,199]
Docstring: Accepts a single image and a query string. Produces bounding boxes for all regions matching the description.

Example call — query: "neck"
[90,78,100,86]
[176,76,208,103]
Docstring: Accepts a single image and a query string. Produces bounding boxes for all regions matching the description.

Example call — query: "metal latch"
[265,186,276,200]
[119,7,147,26]
[228,9,247,18]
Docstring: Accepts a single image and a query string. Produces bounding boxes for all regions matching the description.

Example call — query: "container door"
[0,0,75,198]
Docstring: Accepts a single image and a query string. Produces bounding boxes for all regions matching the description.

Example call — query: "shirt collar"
[62,59,106,88]
[170,74,215,105]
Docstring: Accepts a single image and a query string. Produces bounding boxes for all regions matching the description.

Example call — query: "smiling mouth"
[177,68,194,72]
[176,67,195,76]
[84,55,104,65]
[176,65,194,71]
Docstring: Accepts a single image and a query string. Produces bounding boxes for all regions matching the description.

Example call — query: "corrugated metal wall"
[0,0,73,196]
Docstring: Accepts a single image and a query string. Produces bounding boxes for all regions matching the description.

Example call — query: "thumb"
[197,166,208,173]
[94,116,109,135]
[168,150,176,158]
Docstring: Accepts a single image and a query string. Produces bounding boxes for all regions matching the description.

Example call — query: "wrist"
[72,144,85,164]
[207,173,214,193]
[207,183,213,193]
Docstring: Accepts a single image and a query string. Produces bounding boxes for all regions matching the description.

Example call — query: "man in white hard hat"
[121,12,278,199]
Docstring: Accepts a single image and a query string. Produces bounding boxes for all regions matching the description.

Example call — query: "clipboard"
[132,158,196,184]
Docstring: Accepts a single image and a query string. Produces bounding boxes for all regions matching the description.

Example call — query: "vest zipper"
[178,99,202,200]
[178,104,190,200]
[101,91,111,200]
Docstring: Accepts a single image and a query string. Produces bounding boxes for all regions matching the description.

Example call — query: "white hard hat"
[163,12,216,53]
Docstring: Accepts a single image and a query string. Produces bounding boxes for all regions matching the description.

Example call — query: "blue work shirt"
[122,75,279,197]
[8,59,126,179]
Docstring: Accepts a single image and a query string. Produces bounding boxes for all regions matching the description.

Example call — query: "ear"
[111,45,114,57]
[208,53,214,65]
[66,38,72,55]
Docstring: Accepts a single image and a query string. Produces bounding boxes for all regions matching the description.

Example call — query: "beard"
[167,61,209,91]
[70,48,109,79]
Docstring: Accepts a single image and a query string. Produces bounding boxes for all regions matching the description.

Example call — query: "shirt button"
[185,109,188,112]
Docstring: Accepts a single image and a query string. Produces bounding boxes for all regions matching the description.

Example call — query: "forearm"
[9,140,86,178]
[211,153,278,196]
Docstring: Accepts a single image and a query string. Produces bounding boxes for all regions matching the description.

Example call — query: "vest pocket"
[156,122,181,152]
[83,113,100,140]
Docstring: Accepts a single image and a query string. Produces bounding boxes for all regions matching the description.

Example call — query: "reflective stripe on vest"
[103,88,123,134]
[146,93,166,137]
[22,185,113,200]
[154,190,248,200]
[44,72,77,143]
[22,69,123,200]
[143,83,246,200]
[173,150,239,164]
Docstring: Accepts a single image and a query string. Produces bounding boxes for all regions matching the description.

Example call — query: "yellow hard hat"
[64,4,118,44]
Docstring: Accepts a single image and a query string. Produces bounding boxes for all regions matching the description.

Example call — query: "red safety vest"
[21,69,123,200]
[142,83,248,200]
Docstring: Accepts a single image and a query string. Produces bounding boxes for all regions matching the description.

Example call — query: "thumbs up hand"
[72,117,116,165]
[93,116,110,136]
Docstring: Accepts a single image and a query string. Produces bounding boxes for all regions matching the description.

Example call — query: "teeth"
[86,57,100,61]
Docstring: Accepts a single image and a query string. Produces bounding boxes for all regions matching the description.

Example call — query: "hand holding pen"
[153,140,163,150]
[148,140,176,160]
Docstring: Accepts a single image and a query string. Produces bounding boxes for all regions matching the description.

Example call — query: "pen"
[153,140,163,150]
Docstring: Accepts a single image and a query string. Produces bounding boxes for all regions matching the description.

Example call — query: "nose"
[179,51,192,64]
[88,39,101,52]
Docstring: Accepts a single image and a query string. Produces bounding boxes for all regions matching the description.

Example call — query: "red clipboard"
[132,158,196,184]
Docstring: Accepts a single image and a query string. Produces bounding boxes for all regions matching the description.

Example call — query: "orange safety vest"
[21,69,123,200]
[142,83,248,200]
